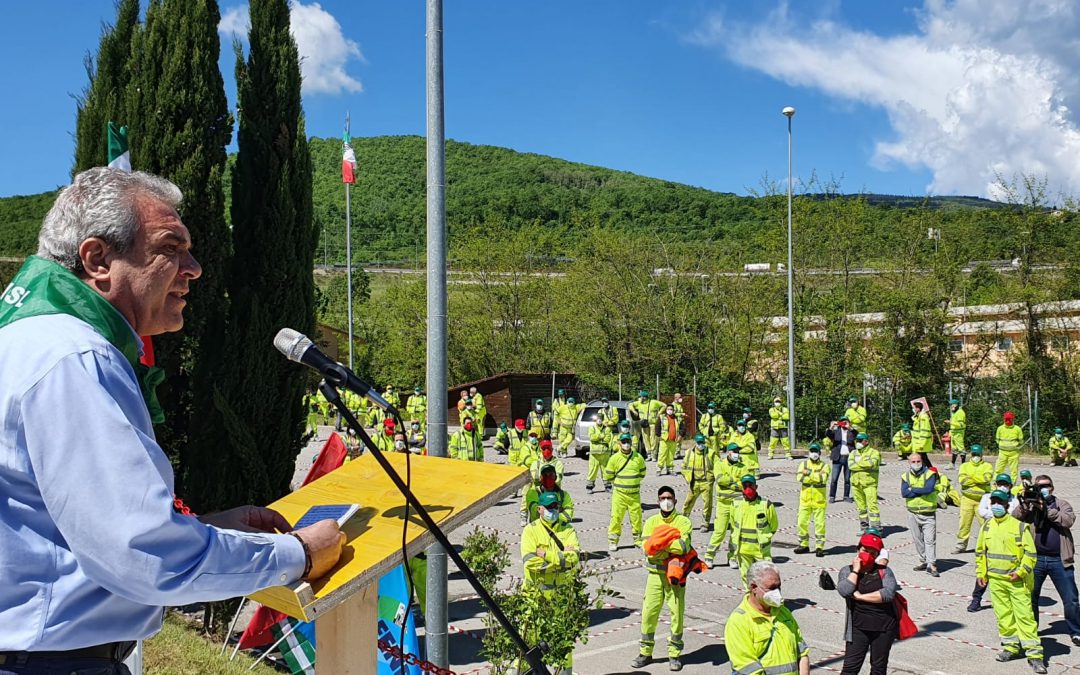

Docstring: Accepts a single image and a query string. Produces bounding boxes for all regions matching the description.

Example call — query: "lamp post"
[783,106,796,450]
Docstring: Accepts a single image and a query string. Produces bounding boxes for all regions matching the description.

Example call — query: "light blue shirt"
[0,314,306,650]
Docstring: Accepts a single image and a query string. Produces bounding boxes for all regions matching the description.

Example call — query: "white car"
[573,400,630,458]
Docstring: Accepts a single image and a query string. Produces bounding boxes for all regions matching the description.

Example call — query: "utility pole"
[424,0,449,668]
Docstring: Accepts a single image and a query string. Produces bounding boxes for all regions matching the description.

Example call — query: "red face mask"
[742,487,757,500]
[838,421,847,428]
[857,551,875,567]
[464,422,474,431]
[541,475,557,491]
[542,449,553,461]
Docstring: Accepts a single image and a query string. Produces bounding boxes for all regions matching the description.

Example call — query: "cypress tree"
[213,0,316,505]
[73,0,139,173]
[125,0,235,511]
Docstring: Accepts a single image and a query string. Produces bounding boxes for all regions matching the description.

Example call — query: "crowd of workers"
[305,386,1078,674]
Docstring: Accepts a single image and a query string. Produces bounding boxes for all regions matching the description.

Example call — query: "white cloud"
[219,1,363,96]
[689,0,1080,199]
[219,5,249,36]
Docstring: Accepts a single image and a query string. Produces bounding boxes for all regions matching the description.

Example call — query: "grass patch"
[144,611,281,675]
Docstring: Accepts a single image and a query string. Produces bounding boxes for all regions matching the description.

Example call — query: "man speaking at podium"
[0,168,344,673]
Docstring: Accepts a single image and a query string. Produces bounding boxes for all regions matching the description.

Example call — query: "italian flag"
[342,130,356,184]
[107,121,131,171]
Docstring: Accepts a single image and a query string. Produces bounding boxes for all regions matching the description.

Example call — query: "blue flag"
[377,564,421,675]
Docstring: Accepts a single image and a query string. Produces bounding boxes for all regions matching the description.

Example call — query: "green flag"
[107,121,130,171]
[272,618,316,674]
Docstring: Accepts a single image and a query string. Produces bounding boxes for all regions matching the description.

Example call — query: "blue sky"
[3,1,1078,200]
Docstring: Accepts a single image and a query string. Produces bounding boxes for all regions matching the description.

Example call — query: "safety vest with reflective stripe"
[902,470,938,514]
[682,448,714,485]
[996,424,1024,452]
[557,402,583,425]
[712,456,745,500]
[630,399,664,425]
[976,514,1036,584]
[527,411,553,438]
[1050,436,1074,455]
[450,429,484,461]
[846,405,868,432]
[589,423,612,455]
[911,412,932,450]
[797,459,830,509]
[768,406,789,430]
[957,459,994,501]
[642,513,693,576]
[529,457,565,486]
[698,413,727,439]
[950,407,966,432]
[507,429,531,467]
[724,596,808,675]
[892,431,912,455]
[733,498,778,555]
[603,451,646,492]
[849,447,880,487]
[521,519,581,590]
[797,459,829,489]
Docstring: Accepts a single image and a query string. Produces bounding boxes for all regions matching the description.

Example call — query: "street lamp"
[783,106,796,450]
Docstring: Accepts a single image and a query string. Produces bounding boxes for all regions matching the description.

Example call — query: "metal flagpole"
[425,0,449,668]
[345,112,354,372]
[783,106,797,451]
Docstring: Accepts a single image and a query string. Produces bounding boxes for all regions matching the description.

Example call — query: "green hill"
[1,136,1073,269]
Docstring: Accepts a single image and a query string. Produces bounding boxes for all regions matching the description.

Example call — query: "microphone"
[274,328,397,415]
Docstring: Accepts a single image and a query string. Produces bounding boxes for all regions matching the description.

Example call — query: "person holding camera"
[836,532,898,675]
[1012,475,1080,646]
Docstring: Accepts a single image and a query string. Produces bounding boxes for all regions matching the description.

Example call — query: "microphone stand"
[319,381,550,675]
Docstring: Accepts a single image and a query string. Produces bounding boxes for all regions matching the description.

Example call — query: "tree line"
[69,0,315,513]
[331,176,1079,449]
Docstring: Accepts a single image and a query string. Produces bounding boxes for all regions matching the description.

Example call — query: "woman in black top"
[836,532,899,675]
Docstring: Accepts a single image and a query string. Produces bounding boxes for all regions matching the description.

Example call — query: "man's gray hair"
[37,167,182,273]
[747,559,780,588]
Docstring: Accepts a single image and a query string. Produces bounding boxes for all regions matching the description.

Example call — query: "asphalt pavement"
[296,430,1080,674]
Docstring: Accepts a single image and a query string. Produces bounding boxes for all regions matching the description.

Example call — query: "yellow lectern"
[249,452,529,674]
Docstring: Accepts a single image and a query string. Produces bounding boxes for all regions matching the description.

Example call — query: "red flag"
[238,605,286,649]
[238,433,347,649]
[139,335,156,367]
[302,432,348,485]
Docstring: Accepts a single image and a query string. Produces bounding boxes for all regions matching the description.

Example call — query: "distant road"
[315,263,1064,279]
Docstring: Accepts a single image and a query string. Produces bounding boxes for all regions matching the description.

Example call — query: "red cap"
[859,533,883,554]
[1004,411,1015,422]
[540,439,553,451]
[514,418,526,430]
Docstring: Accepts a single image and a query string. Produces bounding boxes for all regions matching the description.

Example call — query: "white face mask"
[394,440,406,451]
[728,452,740,463]
[667,409,675,416]
[659,498,675,513]
[696,443,707,451]
[809,452,820,461]
[855,441,866,449]
[621,443,632,452]
[761,588,784,607]
[972,456,982,464]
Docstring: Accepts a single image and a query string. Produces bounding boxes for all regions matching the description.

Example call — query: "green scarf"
[0,256,165,423]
